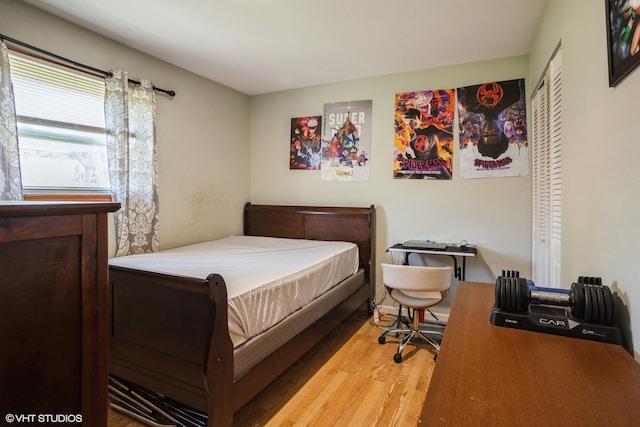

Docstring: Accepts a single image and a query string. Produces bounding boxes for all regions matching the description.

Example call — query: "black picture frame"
[606,0,640,87]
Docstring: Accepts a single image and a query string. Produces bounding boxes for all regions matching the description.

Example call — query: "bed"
[108,203,376,426]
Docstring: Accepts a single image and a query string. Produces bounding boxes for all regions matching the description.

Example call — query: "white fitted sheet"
[108,235,359,345]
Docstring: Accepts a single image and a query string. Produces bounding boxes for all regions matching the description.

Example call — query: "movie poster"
[321,100,372,181]
[393,89,455,179]
[457,78,528,179]
[290,116,322,170]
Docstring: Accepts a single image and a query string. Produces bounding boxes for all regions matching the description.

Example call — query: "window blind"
[9,51,105,128]
[8,50,109,191]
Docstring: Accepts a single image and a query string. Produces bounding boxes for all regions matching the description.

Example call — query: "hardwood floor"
[108,307,437,427]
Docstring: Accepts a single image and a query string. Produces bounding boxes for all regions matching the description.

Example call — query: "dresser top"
[0,201,120,217]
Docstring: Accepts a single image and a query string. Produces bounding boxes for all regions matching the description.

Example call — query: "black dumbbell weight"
[494,276,529,314]
[494,276,615,325]
[572,276,611,324]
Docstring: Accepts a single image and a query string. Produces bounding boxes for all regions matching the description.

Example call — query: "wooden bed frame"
[109,203,376,426]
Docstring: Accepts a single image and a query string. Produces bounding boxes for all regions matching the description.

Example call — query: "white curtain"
[105,70,159,256]
[0,41,22,200]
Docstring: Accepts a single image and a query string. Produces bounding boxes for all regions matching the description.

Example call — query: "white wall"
[0,0,251,251]
[250,56,532,311]
[530,0,640,360]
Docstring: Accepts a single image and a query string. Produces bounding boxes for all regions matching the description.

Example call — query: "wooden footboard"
[109,268,221,411]
[109,203,375,426]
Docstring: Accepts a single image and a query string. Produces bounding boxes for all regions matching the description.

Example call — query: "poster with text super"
[321,100,372,181]
[457,78,528,179]
[394,89,455,179]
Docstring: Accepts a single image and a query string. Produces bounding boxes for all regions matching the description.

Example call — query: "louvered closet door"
[532,48,562,288]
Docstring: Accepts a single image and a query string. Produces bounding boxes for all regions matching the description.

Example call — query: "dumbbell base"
[491,305,623,345]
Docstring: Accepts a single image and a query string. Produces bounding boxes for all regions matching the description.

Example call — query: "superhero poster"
[321,100,372,181]
[290,116,322,170]
[606,0,640,87]
[457,78,529,179]
[393,89,455,180]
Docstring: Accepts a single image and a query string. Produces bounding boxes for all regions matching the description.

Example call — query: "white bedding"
[108,235,359,346]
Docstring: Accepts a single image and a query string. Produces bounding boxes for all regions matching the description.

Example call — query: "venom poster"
[457,78,529,179]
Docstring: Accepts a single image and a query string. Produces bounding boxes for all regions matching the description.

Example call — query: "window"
[8,50,110,198]
[531,47,562,287]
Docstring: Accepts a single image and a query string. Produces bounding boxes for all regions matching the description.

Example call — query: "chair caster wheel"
[378,336,386,344]
[394,353,403,363]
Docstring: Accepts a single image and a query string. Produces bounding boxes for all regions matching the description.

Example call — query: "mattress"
[108,235,359,345]
[233,269,364,379]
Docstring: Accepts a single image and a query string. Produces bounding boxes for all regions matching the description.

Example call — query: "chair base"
[378,326,443,363]
[378,305,411,341]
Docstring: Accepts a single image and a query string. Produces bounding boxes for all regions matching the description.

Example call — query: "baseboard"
[377,304,400,316]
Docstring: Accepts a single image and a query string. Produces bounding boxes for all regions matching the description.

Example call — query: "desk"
[387,243,477,280]
[420,282,640,426]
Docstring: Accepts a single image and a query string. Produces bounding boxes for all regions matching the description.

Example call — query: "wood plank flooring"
[108,307,437,427]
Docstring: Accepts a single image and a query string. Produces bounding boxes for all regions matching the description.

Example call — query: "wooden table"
[420,281,640,426]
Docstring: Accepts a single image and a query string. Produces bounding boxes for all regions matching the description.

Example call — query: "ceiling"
[23,0,549,96]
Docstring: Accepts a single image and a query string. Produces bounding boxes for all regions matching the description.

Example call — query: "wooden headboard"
[243,202,376,288]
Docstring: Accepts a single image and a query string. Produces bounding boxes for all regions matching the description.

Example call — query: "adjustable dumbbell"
[494,276,615,325]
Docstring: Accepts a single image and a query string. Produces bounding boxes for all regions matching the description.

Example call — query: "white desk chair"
[378,263,453,363]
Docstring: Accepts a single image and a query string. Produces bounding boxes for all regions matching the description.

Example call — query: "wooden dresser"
[0,201,119,426]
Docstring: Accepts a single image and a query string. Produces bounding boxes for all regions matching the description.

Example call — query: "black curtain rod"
[0,33,175,97]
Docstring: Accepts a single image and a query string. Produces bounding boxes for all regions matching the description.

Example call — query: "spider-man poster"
[393,89,455,180]
[321,100,372,181]
[457,78,529,179]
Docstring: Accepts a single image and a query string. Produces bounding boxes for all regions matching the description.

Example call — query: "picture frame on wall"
[606,0,640,87]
